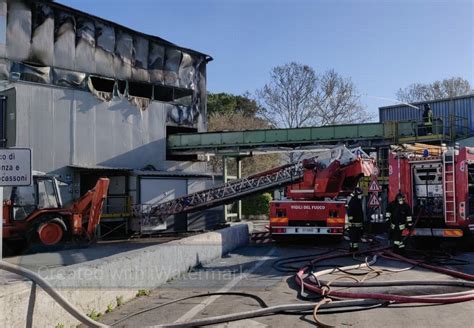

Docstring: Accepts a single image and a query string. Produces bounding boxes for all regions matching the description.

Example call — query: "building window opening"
[129,81,153,99]
[173,88,193,107]
[117,80,127,96]
[154,85,174,102]
[89,76,115,93]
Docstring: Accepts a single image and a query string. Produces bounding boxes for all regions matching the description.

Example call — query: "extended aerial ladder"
[136,146,374,230]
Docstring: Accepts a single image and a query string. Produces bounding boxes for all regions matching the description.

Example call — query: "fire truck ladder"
[137,146,364,227]
[137,162,305,226]
[443,148,456,223]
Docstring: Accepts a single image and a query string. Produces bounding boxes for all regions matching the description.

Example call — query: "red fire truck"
[269,147,376,239]
[388,145,474,238]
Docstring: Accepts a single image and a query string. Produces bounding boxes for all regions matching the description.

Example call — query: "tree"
[315,69,370,125]
[396,77,472,103]
[207,111,278,176]
[206,92,279,176]
[207,92,262,117]
[256,62,370,128]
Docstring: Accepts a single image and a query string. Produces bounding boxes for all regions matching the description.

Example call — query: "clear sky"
[59,0,473,117]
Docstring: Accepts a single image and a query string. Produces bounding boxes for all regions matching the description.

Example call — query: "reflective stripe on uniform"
[349,243,359,247]
[390,223,395,229]
[348,216,353,221]
[386,213,391,218]
[399,224,406,230]
[393,240,404,245]
[349,222,363,227]
[406,216,412,222]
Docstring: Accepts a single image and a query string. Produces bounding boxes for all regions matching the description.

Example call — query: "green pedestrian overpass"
[168,117,470,156]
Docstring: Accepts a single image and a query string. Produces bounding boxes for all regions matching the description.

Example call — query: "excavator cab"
[5,175,62,222]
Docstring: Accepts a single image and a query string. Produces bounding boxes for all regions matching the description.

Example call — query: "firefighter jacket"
[347,196,363,226]
[423,109,433,126]
[386,201,413,230]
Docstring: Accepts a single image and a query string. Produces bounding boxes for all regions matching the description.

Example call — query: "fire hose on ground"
[2,217,474,328]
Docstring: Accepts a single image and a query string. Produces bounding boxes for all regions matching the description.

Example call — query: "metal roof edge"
[68,164,133,171]
[46,0,211,60]
[379,94,474,110]
[133,170,218,178]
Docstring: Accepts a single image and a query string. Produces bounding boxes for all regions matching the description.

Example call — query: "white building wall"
[10,82,206,175]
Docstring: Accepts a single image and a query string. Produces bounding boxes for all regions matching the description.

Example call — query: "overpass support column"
[223,156,242,222]
[236,157,242,221]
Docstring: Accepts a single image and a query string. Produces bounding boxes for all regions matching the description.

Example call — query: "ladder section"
[139,162,306,225]
[443,148,456,223]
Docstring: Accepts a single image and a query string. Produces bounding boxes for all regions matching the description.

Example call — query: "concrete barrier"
[0,223,250,327]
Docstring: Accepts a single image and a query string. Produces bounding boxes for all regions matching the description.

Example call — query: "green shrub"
[242,193,272,216]
[136,289,151,297]
[105,303,114,313]
[86,309,102,321]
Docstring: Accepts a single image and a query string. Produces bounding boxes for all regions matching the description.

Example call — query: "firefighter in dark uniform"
[347,188,364,252]
[422,103,433,135]
[386,193,413,254]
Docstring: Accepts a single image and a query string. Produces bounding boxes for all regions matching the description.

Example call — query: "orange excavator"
[2,173,109,253]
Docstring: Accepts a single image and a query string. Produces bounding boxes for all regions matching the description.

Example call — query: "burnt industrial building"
[0,0,223,234]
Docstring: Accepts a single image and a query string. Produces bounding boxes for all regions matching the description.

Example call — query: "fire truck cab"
[269,147,376,240]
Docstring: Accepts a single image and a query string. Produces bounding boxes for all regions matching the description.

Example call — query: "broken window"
[154,85,174,102]
[129,81,153,99]
[88,76,115,93]
[52,68,87,89]
[173,88,193,107]
[87,75,115,101]
[11,62,51,84]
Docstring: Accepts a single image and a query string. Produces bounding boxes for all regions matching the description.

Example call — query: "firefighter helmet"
[396,193,406,202]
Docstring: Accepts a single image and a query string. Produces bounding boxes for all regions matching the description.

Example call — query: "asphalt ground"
[96,226,474,328]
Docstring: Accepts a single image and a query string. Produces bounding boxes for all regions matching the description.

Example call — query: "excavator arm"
[69,178,110,240]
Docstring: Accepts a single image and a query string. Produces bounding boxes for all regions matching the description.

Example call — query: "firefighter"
[422,103,433,135]
[347,187,364,252]
[386,193,413,254]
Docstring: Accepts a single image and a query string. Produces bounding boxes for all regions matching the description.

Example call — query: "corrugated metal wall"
[379,95,474,135]
[2,0,208,89]
[6,82,207,175]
